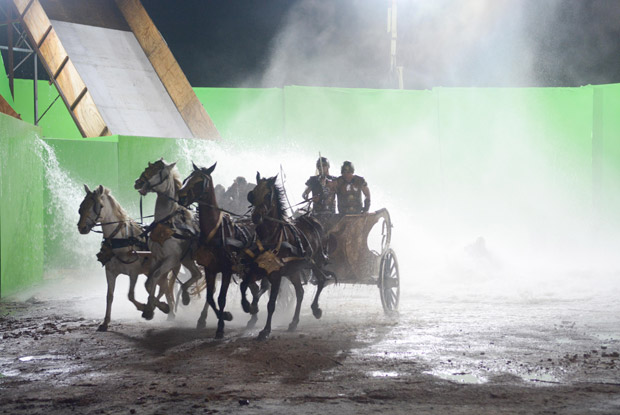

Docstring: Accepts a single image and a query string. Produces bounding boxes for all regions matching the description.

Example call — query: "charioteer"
[302,156,336,214]
[335,161,371,215]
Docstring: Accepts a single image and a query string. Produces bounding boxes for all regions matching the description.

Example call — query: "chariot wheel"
[380,214,391,253]
[378,248,400,314]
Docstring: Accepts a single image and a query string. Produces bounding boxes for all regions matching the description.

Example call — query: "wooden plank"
[180,101,218,139]
[17,1,52,45]
[72,92,107,137]
[12,0,33,15]
[115,0,158,52]
[36,23,52,48]
[52,55,69,80]
[54,59,86,106]
[18,2,111,139]
[0,93,22,120]
[115,0,220,140]
[38,29,68,76]
[69,87,87,111]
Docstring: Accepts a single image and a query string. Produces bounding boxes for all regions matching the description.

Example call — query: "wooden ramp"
[11,0,220,139]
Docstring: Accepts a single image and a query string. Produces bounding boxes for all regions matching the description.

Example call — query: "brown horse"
[177,162,256,338]
[247,173,331,340]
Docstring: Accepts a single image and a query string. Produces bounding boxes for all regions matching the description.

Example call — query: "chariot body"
[317,208,400,314]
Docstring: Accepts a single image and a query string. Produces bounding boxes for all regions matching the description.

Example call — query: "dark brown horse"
[247,173,331,340]
[177,162,256,338]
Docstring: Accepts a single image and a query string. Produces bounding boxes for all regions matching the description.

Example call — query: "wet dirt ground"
[1,271,620,414]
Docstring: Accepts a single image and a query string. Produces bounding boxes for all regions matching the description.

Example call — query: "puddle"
[17,354,65,362]
[521,372,559,383]
[427,370,487,384]
[592,332,620,342]
[368,371,399,378]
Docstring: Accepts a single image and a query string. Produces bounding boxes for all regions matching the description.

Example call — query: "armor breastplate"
[337,177,363,214]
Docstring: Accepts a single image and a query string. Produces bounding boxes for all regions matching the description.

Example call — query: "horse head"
[247,172,283,225]
[78,184,105,234]
[178,162,217,207]
[134,158,177,196]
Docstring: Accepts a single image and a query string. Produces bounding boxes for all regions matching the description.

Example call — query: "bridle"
[79,193,103,232]
[181,169,211,204]
[137,166,169,193]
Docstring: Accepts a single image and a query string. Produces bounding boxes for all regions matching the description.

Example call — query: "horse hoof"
[196,320,206,330]
[97,324,108,332]
[142,309,154,320]
[222,312,233,321]
[215,331,224,340]
[287,323,298,332]
[241,300,251,313]
[166,313,175,321]
[182,290,191,306]
[246,317,257,330]
[257,331,270,341]
[312,307,322,319]
[158,303,170,314]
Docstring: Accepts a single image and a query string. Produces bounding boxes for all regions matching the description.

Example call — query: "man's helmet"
[316,157,330,169]
[341,161,354,174]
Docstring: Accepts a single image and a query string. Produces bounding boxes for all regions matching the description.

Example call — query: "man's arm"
[362,185,371,213]
[302,185,312,200]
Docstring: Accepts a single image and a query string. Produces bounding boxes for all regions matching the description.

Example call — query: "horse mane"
[170,166,183,191]
[271,180,289,220]
[102,188,131,222]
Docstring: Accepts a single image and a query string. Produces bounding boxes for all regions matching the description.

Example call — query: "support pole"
[34,52,38,125]
[7,6,14,98]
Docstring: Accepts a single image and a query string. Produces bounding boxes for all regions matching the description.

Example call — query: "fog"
[30,1,620,313]
[250,0,620,300]
[256,0,620,89]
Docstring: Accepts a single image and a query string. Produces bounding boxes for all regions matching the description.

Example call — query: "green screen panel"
[0,53,13,106]
[593,83,620,228]
[435,86,593,242]
[13,79,81,139]
[0,113,44,296]
[194,87,284,144]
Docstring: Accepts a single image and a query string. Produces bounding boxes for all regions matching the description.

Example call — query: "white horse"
[77,184,179,331]
[134,159,204,321]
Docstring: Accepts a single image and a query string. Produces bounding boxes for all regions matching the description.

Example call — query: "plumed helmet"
[316,157,330,169]
[341,161,354,174]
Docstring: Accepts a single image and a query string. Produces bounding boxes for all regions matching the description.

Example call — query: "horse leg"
[254,278,270,315]
[98,268,118,332]
[180,258,203,306]
[240,276,253,314]
[215,271,233,339]
[241,278,257,329]
[161,267,178,321]
[197,270,217,330]
[310,267,326,319]
[287,272,304,332]
[258,275,281,341]
[143,259,176,319]
[127,273,146,312]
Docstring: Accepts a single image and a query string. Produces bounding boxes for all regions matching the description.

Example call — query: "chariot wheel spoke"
[379,249,400,314]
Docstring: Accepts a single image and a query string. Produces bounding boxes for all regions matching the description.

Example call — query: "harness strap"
[204,211,223,244]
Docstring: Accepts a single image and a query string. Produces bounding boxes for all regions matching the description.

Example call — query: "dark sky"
[141,0,620,89]
[3,0,620,89]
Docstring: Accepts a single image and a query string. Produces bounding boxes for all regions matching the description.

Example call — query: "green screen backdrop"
[0,113,44,296]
